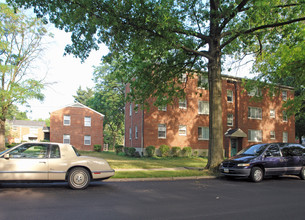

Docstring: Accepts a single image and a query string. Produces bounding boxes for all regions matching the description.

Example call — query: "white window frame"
[248,129,262,142]
[158,105,167,111]
[63,115,71,126]
[283,111,288,122]
[227,114,233,127]
[248,107,262,120]
[179,99,187,109]
[227,90,233,103]
[178,125,187,136]
[282,90,287,101]
[84,116,91,127]
[198,127,209,140]
[84,135,91,145]
[270,131,275,140]
[198,101,209,115]
[198,75,208,89]
[129,103,132,116]
[63,134,70,144]
[180,73,187,83]
[129,128,132,140]
[135,126,138,139]
[270,109,275,118]
[248,87,262,97]
[158,124,166,139]
[283,132,288,143]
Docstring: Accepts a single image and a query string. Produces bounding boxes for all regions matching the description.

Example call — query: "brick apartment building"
[50,102,104,151]
[125,75,295,157]
[6,120,46,144]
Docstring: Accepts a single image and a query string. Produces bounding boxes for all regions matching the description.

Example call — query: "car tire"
[68,167,91,190]
[299,167,305,180]
[250,167,264,182]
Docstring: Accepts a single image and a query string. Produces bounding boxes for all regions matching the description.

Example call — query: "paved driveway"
[1,176,305,220]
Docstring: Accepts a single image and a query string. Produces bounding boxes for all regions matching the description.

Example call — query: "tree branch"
[220,17,305,50]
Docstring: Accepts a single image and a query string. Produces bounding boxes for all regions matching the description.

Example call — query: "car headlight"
[237,163,250,167]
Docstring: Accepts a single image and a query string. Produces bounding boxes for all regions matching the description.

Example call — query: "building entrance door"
[231,138,238,157]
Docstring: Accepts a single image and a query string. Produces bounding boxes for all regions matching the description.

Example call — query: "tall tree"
[73,86,94,105]
[0,3,48,150]
[88,62,125,150]
[9,0,305,169]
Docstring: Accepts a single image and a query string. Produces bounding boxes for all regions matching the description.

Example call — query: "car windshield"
[237,144,268,156]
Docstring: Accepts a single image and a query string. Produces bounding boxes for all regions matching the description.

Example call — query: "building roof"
[52,102,105,117]
[7,120,46,127]
[225,128,247,138]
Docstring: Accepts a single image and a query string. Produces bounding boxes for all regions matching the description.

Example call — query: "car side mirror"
[4,154,10,159]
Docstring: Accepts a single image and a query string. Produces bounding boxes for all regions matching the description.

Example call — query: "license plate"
[224,168,229,173]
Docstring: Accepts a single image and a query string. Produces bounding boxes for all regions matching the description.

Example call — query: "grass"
[80,151,211,178]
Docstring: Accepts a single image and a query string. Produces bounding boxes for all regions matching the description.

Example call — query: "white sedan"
[0,142,115,189]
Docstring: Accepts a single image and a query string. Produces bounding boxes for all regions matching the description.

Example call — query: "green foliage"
[171,147,181,157]
[115,145,124,155]
[94,144,102,152]
[146,145,156,157]
[181,147,192,157]
[124,147,136,157]
[159,145,170,157]
[73,86,94,105]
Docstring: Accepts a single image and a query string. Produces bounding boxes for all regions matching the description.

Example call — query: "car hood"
[225,154,257,163]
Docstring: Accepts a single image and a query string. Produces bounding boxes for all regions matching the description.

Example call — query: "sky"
[22,27,109,120]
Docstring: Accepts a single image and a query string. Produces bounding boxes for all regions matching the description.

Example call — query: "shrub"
[181,147,192,157]
[128,147,136,157]
[94,145,102,152]
[115,145,124,155]
[193,150,198,157]
[146,145,156,157]
[171,147,181,157]
[134,151,141,158]
[159,144,170,157]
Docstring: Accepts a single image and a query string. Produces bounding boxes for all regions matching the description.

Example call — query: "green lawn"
[80,151,211,178]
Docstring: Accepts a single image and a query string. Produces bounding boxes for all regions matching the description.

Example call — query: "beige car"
[0,142,115,189]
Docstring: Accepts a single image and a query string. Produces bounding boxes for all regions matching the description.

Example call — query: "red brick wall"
[125,75,295,154]
[50,106,104,151]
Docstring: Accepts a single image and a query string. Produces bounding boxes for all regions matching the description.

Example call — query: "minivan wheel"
[250,167,264,182]
[299,167,305,180]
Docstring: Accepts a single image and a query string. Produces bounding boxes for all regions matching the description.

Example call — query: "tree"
[9,0,305,170]
[0,3,48,150]
[73,86,94,105]
[88,62,125,150]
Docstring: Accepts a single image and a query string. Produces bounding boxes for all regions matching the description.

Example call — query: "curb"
[105,175,217,182]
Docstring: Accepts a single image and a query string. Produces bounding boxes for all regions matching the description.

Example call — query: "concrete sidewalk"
[115,167,206,172]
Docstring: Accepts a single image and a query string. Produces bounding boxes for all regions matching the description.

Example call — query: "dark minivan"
[219,143,305,182]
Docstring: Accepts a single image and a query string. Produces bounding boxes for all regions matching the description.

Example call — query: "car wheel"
[299,167,305,180]
[68,167,91,190]
[250,167,264,182]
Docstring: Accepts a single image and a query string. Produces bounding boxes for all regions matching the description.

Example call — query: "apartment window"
[283,132,288,143]
[129,128,132,140]
[227,90,233,103]
[135,126,138,139]
[158,124,166,139]
[270,131,276,139]
[179,99,187,109]
[248,130,262,142]
[135,104,138,113]
[178,125,187,136]
[198,75,208,89]
[248,87,262,97]
[63,115,71,126]
[84,135,91,145]
[63,135,70,144]
[198,127,209,140]
[84,116,91,127]
[227,114,233,127]
[283,111,288,122]
[248,107,262,119]
[270,109,275,118]
[282,91,287,101]
[158,105,167,111]
[129,103,132,116]
[198,101,209,115]
[180,73,187,83]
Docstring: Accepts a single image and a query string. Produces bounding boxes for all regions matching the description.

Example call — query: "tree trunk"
[0,119,6,151]
[206,0,224,171]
